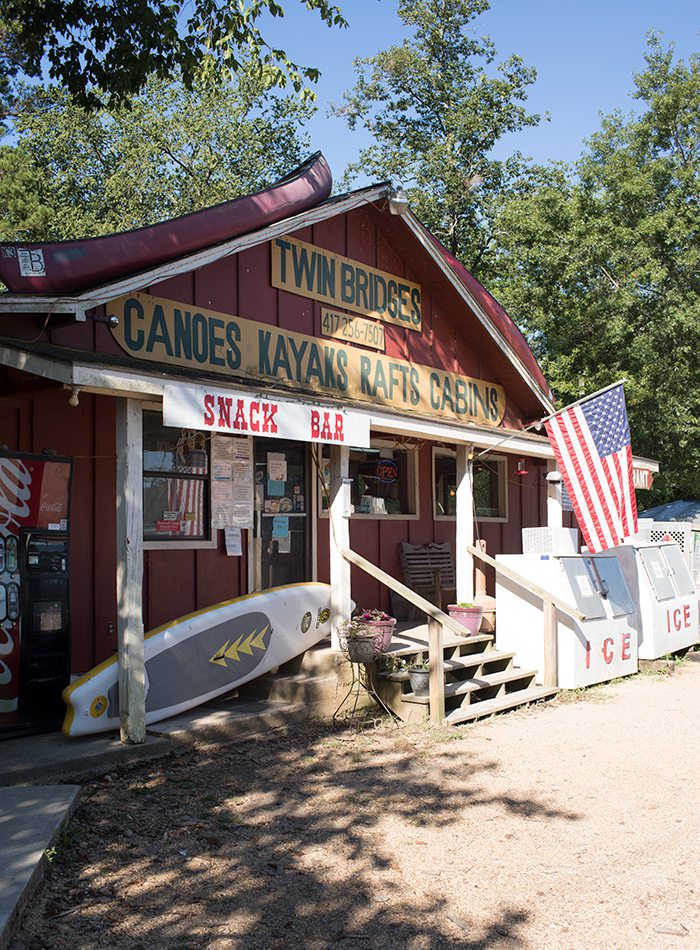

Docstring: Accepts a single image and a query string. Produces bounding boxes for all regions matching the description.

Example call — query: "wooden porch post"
[329,445,351,650]
[427,617,446,724]
[455,444,474,603]
[115,398,146,744]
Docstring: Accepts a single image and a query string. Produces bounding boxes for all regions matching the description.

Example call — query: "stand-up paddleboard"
[63,582,332,737]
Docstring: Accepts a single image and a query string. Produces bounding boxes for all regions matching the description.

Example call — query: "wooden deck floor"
[385,621,493,656]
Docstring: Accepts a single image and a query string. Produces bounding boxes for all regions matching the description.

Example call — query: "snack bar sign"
[163,385,370,447]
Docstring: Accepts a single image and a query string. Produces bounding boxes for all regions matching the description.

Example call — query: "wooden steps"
[445,686,558,725]
[400,667,540,704]
[375,632,557,725]
[382,651,518,683]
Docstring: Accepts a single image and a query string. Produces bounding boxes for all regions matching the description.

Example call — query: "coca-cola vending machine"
[0,450,73,736]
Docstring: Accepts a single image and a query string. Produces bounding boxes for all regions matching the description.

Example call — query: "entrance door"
[252,439,310,590]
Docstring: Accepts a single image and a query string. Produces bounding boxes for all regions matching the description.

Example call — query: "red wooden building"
[0,154,656,736]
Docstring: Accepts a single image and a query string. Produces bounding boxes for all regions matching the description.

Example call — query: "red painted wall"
[1,202,540,425]
[0,199,557,672]
[0,388,248,675]
[0,389,116,672]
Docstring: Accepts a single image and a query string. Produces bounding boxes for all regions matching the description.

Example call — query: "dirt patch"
[11,657,700,949]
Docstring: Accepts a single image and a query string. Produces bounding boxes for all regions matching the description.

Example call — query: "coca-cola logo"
[0,457,32,537]
[40,502,64,513]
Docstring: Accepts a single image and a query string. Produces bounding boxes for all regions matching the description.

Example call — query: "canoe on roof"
[0,152,332,296]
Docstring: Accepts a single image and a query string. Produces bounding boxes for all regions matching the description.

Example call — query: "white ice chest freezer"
[599,541,699,659]
[496,553,638,688]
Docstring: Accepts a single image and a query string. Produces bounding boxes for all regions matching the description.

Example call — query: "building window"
[433,449,507,521]
[320,445,418,517]
[143,411,210,541]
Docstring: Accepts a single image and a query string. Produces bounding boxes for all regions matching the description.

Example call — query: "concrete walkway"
[0,696,308,948]
[1,731,172,788]
[0,786,81,949]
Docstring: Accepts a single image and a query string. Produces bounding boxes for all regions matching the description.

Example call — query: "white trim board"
[0,343,659,474]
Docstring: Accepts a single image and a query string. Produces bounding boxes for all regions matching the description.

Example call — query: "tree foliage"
[0,67,315,241]
[493,35,700,502]
[333,0,543,276]
[0,0,345,117]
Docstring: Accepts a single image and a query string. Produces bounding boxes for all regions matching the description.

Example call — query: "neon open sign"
[376,459,399,484]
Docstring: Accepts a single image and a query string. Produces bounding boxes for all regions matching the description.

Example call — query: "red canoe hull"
[0,152,332,295]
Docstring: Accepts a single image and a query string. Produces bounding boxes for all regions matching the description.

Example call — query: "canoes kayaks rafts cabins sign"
[63,583,333,736]
[109,292,506,427]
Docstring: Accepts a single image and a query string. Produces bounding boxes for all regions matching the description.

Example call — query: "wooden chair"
[393,542,456,618]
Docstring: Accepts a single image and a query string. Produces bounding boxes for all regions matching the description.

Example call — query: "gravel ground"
[11,655,700,950]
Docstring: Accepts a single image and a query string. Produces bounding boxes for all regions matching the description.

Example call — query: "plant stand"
[333,657,399,726]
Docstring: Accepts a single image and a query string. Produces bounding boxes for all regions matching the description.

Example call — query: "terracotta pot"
[447,605,484,636]
[365,618,396,651]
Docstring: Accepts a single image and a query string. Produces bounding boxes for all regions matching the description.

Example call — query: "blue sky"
[266,0,699,185]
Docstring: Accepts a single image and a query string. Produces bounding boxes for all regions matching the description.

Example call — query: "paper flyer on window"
[211,435,254,529]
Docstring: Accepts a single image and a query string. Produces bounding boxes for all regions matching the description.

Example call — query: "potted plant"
[356,608,396,651]
[407,657,431,697]
[447,602,484,636]
[337,618,379,663]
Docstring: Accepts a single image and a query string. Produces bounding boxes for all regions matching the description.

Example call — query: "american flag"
[545,383,638,552]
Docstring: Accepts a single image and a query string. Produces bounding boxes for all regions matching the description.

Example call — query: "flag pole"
[473,418,546,459]
[539,378,627,427]
[473,378,627,460]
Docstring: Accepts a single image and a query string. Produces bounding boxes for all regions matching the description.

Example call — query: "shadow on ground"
[12,719,581,949]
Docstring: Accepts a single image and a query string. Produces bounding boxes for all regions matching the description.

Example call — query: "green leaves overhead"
[493,35,700,502]
[0,0,346,114]
[0,68,315,240]
[333,0,543,275]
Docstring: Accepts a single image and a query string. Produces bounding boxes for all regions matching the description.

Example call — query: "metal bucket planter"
[345,635,379,664]
[338,622,378,664]
[408,667,430,696]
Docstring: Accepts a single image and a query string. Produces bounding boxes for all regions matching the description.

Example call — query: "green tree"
[333,0,543,276]
[0,0,345,117]
[0,66,315,241]
[493,35,700,502]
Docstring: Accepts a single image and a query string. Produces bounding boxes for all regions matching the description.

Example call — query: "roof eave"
[0,184,392,315]
[400,212,554,415]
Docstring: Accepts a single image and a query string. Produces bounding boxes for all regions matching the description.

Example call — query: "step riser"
[239,673,341,717]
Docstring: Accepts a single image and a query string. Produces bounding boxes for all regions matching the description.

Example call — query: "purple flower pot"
[365,619,396,651]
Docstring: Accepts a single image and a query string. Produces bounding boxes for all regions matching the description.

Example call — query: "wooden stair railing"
[341,547,466,724]
[466,544,585,687]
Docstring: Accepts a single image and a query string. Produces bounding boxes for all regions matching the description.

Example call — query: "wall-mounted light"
[92,313,119,327]
[389,187,410,216]
[68,387,80,407]
[515,459,528,476]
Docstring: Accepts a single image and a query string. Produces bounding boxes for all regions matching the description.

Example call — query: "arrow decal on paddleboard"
[209,625,270,668]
